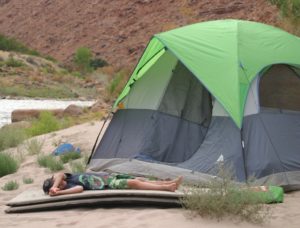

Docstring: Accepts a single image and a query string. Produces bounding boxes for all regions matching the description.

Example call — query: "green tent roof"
[115,19,300,127]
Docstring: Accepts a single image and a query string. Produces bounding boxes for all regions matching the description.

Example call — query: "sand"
[1,121,300,228]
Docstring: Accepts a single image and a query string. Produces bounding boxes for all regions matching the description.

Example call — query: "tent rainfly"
[88,19,300,191]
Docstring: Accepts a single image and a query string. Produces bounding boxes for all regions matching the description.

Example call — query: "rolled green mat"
[254,186,284,204]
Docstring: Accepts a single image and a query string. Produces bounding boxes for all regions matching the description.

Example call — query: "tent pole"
[86,111,113,166]
[240,127,248,182]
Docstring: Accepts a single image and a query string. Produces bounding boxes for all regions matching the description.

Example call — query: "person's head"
[42,175,68,194]
[42,177,54,194]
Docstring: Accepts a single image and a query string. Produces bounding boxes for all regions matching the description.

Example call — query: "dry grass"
[180,165,271,224]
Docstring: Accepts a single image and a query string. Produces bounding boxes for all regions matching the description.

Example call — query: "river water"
[0,99,95,128]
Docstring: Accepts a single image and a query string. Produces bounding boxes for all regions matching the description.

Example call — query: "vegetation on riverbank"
[181,166,271,224]
[0,110,92,178]
[0,152,19,177]
[0,34,130,102]
[269,0,300,35]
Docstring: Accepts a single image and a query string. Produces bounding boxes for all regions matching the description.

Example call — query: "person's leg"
[127,179,177,192]
[138,176,183,188]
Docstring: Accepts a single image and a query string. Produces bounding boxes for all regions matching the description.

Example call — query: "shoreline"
[0,96,97,102]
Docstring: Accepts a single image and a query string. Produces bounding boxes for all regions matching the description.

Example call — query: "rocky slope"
[0,0,279,68]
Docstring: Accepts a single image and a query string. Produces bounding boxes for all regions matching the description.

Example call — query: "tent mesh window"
[259,64,300,111]
[158,61,212,126]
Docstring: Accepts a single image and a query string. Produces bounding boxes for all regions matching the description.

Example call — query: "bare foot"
[166,183,177,192]
[174,176,183,189]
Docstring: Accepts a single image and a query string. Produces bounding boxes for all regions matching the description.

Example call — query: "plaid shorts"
[107,174,135,189]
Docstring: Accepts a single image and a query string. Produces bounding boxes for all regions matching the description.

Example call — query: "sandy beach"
[1,121,300,228]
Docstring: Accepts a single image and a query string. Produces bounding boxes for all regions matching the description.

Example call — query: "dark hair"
[42,177,53,194]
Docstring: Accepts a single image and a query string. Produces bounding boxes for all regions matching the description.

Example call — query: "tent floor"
[5,189,183,213]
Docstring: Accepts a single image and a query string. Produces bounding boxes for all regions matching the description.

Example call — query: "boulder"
[63,105,84,117]
[90,100,109,112]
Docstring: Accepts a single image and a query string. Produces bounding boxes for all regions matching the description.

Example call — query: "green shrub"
[269,0,300,19]
[0,127,26,151]
[37,154,64,172]
[106,70,127,100]
[5,57,24,67]
[25,138,44,155]
[70,160,86,173]
[0,152,19,177]
[15,146,26,164]
[23,177,34,184]
[60,151,81,164]
[73,47,93,73]
[90,58,108,69]
[0,34,40,56]
[2,180,19,191]
[180,165,270,224]
[45,55,57,62]
[71,71,83,78]
[37,154,50,167]
[26,111,61,137]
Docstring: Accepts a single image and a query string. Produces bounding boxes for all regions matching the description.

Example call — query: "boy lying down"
[43,172,183,196]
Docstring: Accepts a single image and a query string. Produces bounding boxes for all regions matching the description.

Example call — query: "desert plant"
[26,111,61,137]
[269,0,300,20]
[5,57,24,67]
[37,154,64,172]
[2,180,19,191]
[105,69,128,101]
[15,146,26,164]
[180,165,270,224]
[23,177,34,184]
[69,160,86,173]
[0,127,26,151]
[37,154,51,167]
[25,138,44,155]
[73,47,93,74]
[0,34,40,56]
[0,152,19,177]
[71,71,83,78]
[90,58,108,69]
[59,151,81,164]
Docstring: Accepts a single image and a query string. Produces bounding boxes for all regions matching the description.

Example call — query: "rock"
[11,109,64,122]
[63,105,84,117]
[90,100,108,112]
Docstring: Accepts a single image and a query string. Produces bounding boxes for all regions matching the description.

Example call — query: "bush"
[73,47,93,73]
[0,34,40,56]
[5,57,24,67]
[105,69,128,101]
[90,58,108,69]
[0,152,19,177]
[26,111,61,137]
[269,0,300,19]
[37,154,64,172]
[23,177,34,184]
[2,180,19,191]
[25,138,44,155]
[69,160,86,173]
[180,165,270,224]
[0,127,26,151]
[59,151,81,164]
[71,71,83,78]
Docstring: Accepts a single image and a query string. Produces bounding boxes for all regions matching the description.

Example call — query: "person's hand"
[49,187,60,196]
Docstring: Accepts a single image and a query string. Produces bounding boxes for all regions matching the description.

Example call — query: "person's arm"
[49,172,66,194]
[49,185,84,196]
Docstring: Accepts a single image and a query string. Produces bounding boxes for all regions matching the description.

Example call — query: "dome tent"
[88,20,300,191]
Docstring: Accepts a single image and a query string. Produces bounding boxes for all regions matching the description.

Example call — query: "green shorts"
[107,174,135,189]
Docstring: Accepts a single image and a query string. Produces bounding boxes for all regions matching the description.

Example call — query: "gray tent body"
[88,60,300,191]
